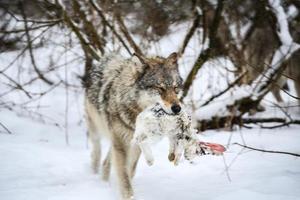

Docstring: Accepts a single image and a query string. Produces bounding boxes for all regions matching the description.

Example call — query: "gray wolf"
[84,52,182,200]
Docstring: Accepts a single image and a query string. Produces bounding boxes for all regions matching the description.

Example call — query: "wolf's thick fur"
[84,53,182,199]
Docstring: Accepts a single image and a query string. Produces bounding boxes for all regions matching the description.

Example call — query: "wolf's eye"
[174,87,180,94]
[155,86,165,93]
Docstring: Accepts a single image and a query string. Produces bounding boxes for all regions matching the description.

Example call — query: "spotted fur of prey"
[132,103,225,166]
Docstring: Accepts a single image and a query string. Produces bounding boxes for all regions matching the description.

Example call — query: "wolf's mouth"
[152,103,177,116]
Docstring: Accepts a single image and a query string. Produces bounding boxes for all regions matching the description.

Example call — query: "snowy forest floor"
[1,88,300,200]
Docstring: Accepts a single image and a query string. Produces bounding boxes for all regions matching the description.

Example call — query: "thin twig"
[280,87,300,100]
[0,122,12,134]
[0,23,57,34]
[179,8,201,56]
[6,9,62,24]
[2,103,61,128]
[260,123,293,129]
[0,71,32,98]
[222,155,232,182]
[20,2,54,85]
[89,0,132,55]
[1,25,54,73]
[182,0,224,99]
[114,13,143,56]
[54,0,101,60]
[244,57,300,100]
[72,0,105,54]
[233,143,300,157]
[64,31,69,146]
[221,148,245,175]
[200,71,247,107]
[197,117,300,131]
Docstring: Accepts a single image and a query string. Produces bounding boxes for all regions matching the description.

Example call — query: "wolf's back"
[84,54,130,110]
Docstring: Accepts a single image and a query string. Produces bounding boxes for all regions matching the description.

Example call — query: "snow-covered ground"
[1,17,300,200]
[1,86,300,200]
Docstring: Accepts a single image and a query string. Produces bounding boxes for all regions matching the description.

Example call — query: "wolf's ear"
[166,52,178,65]
[133,53,148,65]
[132,53,147,75]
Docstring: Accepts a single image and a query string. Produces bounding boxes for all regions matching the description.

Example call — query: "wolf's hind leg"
[102,147,111,181]
[91,136,101,174]
[86,115,101,174]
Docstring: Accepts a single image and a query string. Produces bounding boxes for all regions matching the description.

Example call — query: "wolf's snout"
[171,104,181,114]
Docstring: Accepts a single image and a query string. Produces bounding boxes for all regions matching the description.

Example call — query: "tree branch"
[54,0,101,61]
[252,0,300,96]
[179,7,201,56]
[20,2,54,85]
[182,0,224,99]
[197,116,300,131]
[181,48,211,99]
[72,0,105,54]
[0,23,57,34]
[89,0,132,55]
[233,143,300,157]
[0,71,32,98]
[5,9,62,24]
[114,13,143,56]
[0,122,12,134]
[200,71,247,107]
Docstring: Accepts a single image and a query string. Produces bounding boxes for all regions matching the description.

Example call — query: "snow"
[1,86,300,200]
[269,0,294,45]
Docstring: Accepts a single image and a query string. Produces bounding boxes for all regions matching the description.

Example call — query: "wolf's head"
[134,52,183,114]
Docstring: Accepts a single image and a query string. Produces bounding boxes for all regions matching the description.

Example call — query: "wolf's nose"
[171,104,181,114]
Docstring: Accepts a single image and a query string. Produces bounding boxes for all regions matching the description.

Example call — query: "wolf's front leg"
[102,147,111,181]
[112,140,134,200]
[128,143,141,178]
